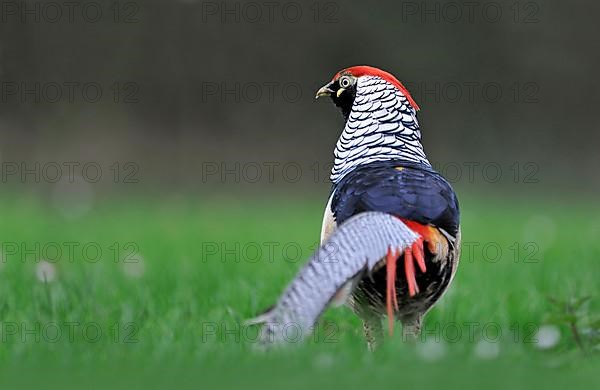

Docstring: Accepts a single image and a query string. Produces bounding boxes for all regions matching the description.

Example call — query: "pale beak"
[315,83,334,99]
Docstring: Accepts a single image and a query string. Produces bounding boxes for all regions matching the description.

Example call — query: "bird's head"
[315,65,429,183]
[315,65,419,119]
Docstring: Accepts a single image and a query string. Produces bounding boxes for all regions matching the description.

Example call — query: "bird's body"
[322,160,460,348]
[249,66,461,349]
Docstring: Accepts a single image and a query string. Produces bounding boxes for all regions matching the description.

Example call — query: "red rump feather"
[332,65,420,111]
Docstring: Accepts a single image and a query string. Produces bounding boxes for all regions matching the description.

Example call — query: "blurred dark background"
[0,0,597,197]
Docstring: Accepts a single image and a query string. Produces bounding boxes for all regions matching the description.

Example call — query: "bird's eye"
[339,76,352,89]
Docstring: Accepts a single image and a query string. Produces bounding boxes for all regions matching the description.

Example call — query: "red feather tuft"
[332,65,420,111]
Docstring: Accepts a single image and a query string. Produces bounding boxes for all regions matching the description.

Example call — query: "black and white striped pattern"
[247,212,418,344]
[331,76,431,183]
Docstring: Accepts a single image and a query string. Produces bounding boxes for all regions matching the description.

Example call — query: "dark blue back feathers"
[331,161,460,236]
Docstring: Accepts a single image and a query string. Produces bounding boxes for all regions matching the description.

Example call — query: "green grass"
[0,193,599,389]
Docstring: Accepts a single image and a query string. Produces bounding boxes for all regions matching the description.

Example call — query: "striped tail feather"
[246,211,419,345]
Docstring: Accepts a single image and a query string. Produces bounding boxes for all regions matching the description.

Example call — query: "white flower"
[535,325,561,350]
[473,339,500,360]
[416,339,446,362]
[122,256,146,278]
[36,261,57,283]
[313,353,335,369]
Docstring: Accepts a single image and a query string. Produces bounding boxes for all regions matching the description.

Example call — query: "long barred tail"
[246,211,419,344]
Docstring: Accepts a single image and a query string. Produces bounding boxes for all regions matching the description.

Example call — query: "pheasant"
[248,66,461,350]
